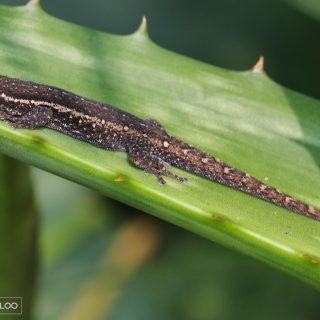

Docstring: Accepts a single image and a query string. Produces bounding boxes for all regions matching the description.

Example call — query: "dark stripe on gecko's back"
[0,76,143,126]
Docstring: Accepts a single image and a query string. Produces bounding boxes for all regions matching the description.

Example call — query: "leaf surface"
[0,2,319,288]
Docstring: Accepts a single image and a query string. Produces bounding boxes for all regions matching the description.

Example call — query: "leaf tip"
[251,56,264,73]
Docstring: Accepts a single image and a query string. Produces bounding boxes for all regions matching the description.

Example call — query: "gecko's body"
[0,75,319,221]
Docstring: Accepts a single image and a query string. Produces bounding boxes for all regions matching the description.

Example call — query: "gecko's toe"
[156,174,167,185]
[166,171,188,184]
[129,149,186,186]
[178,176,188,183]
[144,168,167,185]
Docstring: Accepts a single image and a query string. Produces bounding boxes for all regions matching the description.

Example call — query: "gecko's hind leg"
[128,146,188,185]
[7,105,53,129]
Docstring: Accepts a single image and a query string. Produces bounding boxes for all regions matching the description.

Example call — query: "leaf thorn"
[251,56,264,73]
[26,0,41,6]
[137,16,148,33]
[132,16,150,40]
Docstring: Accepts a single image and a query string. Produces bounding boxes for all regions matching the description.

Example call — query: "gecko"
[0,74,319,221]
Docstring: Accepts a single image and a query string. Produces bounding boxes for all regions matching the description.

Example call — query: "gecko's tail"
[165,137,320,221]
[217,169,320,221]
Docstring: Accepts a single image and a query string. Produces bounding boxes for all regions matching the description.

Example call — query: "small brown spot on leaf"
[114,176,127,182]
[212,214,224,222]
[31,135,46,143]
[212,213,229,223]
[303,254,320,265]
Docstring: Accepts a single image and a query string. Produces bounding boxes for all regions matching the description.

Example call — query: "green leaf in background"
[33,170,320,320]
[0,1,319,290]
[283,0,320,20]
[0,154,37,320]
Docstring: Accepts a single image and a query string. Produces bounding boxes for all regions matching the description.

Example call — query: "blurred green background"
[0,0,320,319]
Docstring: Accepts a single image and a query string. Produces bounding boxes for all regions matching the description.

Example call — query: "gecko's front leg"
[0,102,31,116]
[128,145,188,185]
[0,105,53,128]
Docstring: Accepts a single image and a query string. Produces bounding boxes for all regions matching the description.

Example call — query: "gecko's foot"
[1,106,53,129]
[165,171,188,184]
[0,103,31,116]
[145,167,187,185]
[129,147,188,185]
[154,173,167,185]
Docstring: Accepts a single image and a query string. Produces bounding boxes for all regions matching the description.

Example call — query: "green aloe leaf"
[0,1,319,289]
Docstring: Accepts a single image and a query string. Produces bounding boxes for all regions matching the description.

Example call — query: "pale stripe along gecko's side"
[0,75,319,221]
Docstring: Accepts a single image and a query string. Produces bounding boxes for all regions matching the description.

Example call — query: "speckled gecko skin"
[0,75,319,221]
